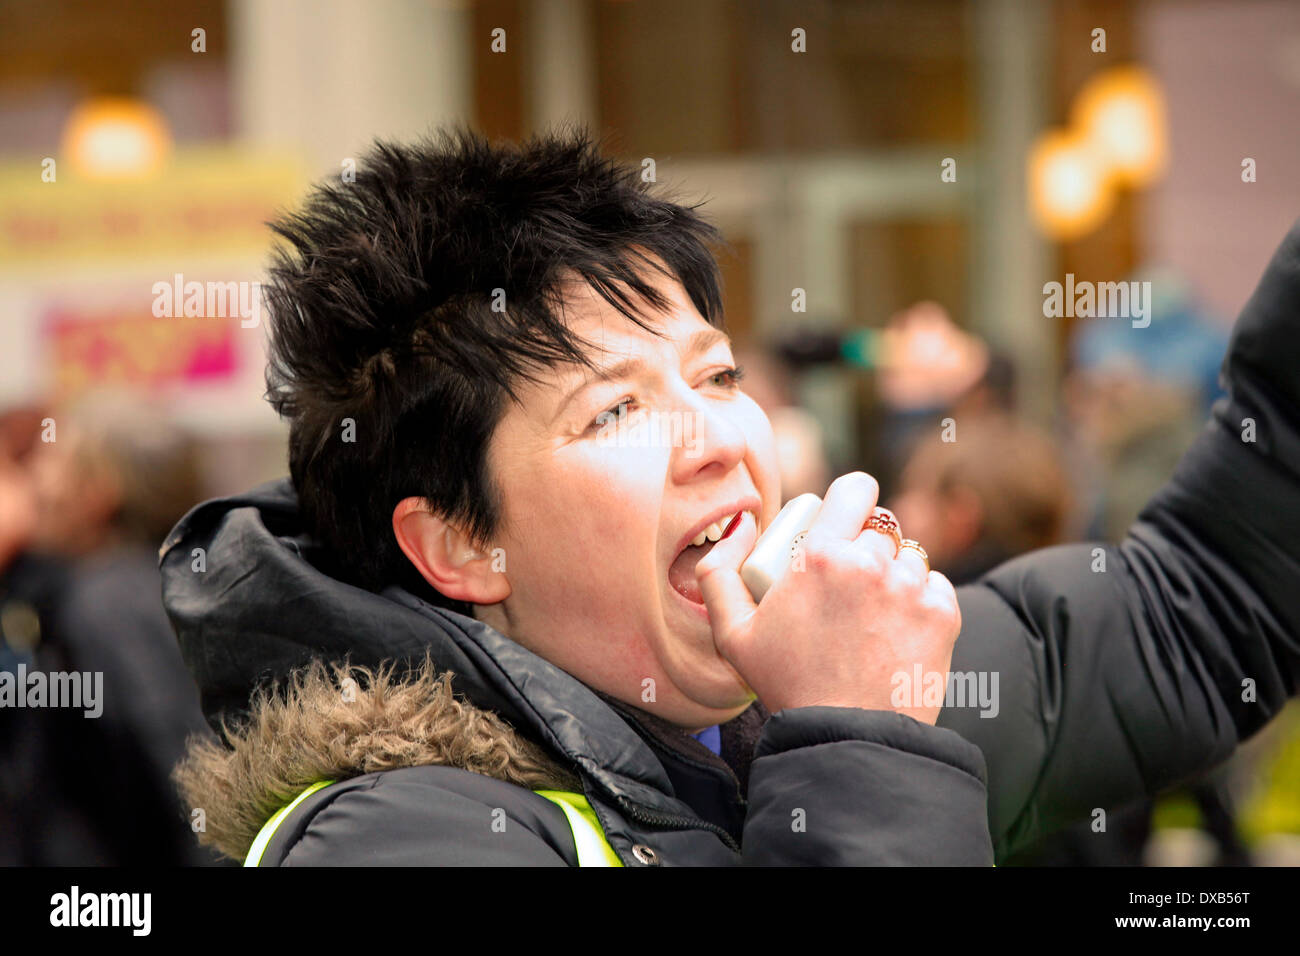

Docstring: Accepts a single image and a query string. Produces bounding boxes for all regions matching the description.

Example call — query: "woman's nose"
[669,395,747,482]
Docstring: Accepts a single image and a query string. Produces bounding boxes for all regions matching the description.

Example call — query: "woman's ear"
[392,497,511,605]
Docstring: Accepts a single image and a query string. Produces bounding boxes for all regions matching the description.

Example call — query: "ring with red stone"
[864,509,903,555]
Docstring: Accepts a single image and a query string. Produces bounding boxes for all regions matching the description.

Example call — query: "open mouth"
[668,508,754,605]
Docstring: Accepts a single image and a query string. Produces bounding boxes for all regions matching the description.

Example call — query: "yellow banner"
[0,147,307,264]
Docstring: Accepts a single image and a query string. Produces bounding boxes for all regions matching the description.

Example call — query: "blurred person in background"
[1064,269,1229,541]
[888,414,1072,587]
[875,302,999,419]
[0,396,217,864]
[871,302,1016,499]
[0,408,53,675]
[768,302,1018,499]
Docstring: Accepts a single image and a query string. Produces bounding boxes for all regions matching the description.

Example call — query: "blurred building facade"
[4,0,1300,494]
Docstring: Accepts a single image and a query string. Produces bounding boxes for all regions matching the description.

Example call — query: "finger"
[812,472,880,541]
[695,510,760,640]
[854,506,902,565]
[924,570,962,631]
[892,540,930,588]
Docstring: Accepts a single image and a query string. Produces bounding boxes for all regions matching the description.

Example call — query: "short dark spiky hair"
[263,125,727,610]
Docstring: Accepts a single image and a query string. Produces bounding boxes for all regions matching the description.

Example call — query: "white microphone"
[740,493,823,603]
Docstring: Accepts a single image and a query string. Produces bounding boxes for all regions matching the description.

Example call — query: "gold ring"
[864,510,902,553]
[898,538,929,572]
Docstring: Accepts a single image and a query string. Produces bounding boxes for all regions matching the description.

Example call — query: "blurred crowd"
[0,396,220,865]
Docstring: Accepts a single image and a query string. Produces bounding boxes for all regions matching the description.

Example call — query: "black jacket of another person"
[0,547,217,865]
[161,220,1300,866]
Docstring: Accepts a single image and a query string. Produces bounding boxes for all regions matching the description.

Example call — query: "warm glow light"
[62,97,172,181]
[1073,66,1167,187]
[1028,129,1115,241]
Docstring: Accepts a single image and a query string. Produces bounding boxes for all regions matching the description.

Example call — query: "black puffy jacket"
[162,220,1300,866]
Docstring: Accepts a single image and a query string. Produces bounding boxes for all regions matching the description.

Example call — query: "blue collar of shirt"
[690,724,722,756]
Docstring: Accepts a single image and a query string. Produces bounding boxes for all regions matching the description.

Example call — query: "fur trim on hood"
[174,655,582,862]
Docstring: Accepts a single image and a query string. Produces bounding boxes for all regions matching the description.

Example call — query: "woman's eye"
[589,397,635,431]
[586,368,744,433]
[708,365,746,389]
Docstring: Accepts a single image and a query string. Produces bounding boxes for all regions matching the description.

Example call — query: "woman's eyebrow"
[547,356,644,427]
[686,326,731,357]
[549,326,732,425]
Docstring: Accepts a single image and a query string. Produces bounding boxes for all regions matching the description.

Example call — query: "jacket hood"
[171,654,583,860]
[160,478,736,851]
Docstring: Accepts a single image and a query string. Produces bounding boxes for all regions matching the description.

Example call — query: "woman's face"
[474,276,782,731]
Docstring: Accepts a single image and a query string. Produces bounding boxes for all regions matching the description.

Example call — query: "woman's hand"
[696,471,962,724]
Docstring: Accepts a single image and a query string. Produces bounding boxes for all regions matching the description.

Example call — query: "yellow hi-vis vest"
[244,780,623,867]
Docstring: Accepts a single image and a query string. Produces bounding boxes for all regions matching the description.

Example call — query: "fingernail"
[721,511,744,540]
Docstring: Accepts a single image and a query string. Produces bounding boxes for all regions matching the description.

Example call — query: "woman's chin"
[662,645,755,714]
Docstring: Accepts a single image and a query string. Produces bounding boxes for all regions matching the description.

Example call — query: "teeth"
[688,511,743,550]
[708,512,741,542]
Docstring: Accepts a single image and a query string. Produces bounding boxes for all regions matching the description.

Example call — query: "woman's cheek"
[738,397,782,509]
[571,443,665,526]
[586,433,674,488]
